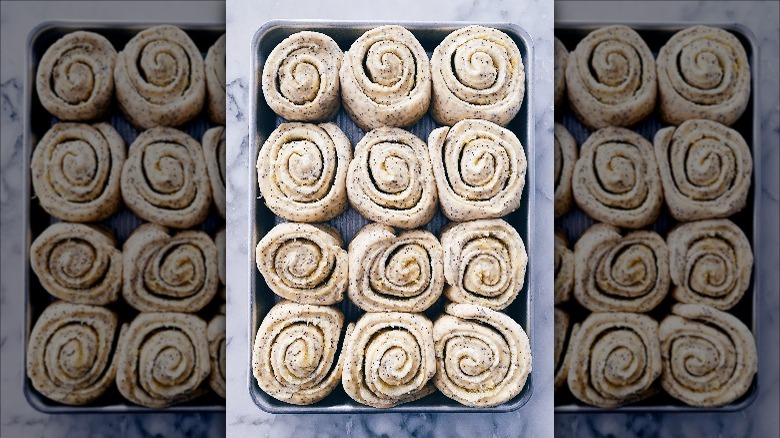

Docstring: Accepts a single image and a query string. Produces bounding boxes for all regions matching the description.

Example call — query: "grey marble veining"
[225,0,554,437]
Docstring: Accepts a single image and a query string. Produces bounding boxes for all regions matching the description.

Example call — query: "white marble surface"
[554,1,780,437]
[0,2,226,437]
[225,0,555,436]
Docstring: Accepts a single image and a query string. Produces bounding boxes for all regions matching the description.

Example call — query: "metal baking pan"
[553,22,760,413]
[248,20,536,413]
[22,21,226,413]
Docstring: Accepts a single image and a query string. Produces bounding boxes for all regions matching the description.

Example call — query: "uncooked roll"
[659,303,757,407]
[554,122,577,219]
[342,312,435,408]
[574,223,670,313]
[26,301,118,405]
[255,222,347,305]
[428,119,526,221]
[554,308,577,391]
[30,223,121,305]
[565,25,657,129]
[567,312,662,408]
[554,228,573,305]
[430,25,525,126]
[657,26,750,126]
[440,219,527,311]
[572,127,663,229]
[262,31,342,122]
[654,119,752,221]
[115,312,210,408]
[216,227,226,286]
[347,127,437,229]
[433,303,531,407]
[31,122,125,222]
[122,223,219,313]
[208,313,226,398]
[205,33,226,125]
[114,25,205,129]
[203,126,226,218]
[667,219,752,310]
[340,25,431,130]
[120,126,212,229]
[36,31,116,121]
[257,122,351,222]
[348,222,444,312]
[252,301,348,405]
[554,37,568,110]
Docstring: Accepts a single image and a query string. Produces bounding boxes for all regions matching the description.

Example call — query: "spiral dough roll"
[114,25,205,129]
[659,303,757,407]
[262,31,342,122]
[574,223,670,313]
[342,312,436,408]
[347,127,437,229]
[122,223,219,313]
[216,227,226,286]
[253,301,348,405]
[433,303,531,407]
[340,25,430,130]
[667,219,752,310]
[565,25,656,129]
[120,127,212,229]
[430,26,525,127]
[30,223,122,305]
[26,302,118,405]
[428,119,526,221]
[567,312,662,408]
[115,312,210,407]
[554,37,569,110]
[348,223,444,312]
[554,122,577,219]
[257,122,351,222]
[554,308,577,391]
[657,26,751,126]
[573,127,663,229]
[441,219,527,311]
[31,122,125,222]
[203,126,227,218]
[554,228,573,305]
[208,313,226,398]
[205,33,226,125]
[255,222,348,305]
[654,119,752,222]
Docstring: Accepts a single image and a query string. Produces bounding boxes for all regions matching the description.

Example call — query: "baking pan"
[22,21,226,413]
[248,20,536,413]
[553,22,760,413]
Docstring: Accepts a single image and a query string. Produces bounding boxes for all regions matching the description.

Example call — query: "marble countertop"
[224,0,555,436]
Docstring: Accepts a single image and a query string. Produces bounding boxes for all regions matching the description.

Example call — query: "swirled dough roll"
[573,127,663,229]
[567,312,662,407]
[554,308,578,391]
[120,127,212,228]
[252,301,348,405]
[203,126,226,218]
[565,25,657,129]
[115,312,210,407]
[554,122,577,219]
[347,127,437,229]
[257,122,351,222]
[216,227,226,286]
[31,122,125,222]
[262,31,342,122]
[340,25,431,130]
[657,26,750,126]
[348,223,444,312]
[26,301,118,405]
[434,303,531,407]
[255,222,347,305]
[440,219,527,311]
[659,303,757,407]
[667,219,752,310]
[342,312,435,408]
[574,223,670,313]
[205,34,226,125]
[123,223,219,313]
[654,119,752,221]
[114,25,205,129]
[430,26,525,126]
[554,228,574,305]
[554,37,568,110]
[428,119,526,221]
[208,313,226,398]
[30,223,121,305]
